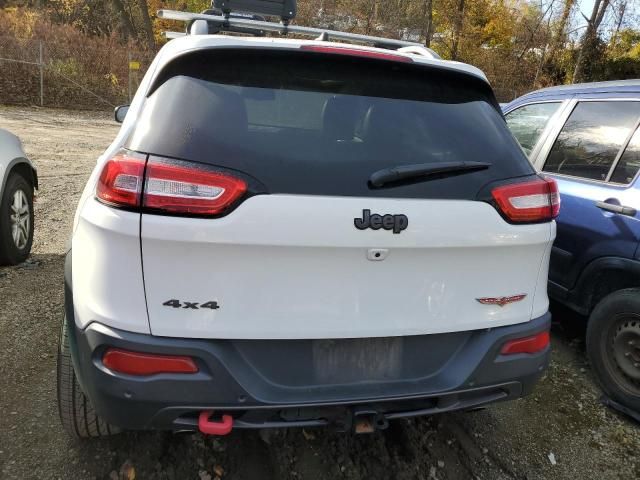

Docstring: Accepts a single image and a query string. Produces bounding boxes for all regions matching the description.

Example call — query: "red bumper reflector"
[199,411,234,436]
[102,348,198,376]
[500,331,550,355]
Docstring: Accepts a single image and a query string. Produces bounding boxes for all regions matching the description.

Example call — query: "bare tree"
[423,0,434,47]
[517,0,557,61]
[112,0,135,40]
[136,0,155,49]
[551,0,575,58]
[573,0,611,82]
[534,5,557,85]
[451,0,465,60]
[614,0,627,35]
[538,0,575,81]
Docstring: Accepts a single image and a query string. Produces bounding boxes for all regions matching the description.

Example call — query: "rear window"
[126,49,533,199]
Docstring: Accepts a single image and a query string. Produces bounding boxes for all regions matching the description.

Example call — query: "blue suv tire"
[586,288,640,411]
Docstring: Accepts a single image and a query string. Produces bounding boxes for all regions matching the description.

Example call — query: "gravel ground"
[0,105,639,480]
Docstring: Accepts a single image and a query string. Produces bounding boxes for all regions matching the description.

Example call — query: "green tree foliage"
[599,28,640,78]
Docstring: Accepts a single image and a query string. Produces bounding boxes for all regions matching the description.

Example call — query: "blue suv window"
[610,127,640,184]
[505,102,561,156]
[543,101,640,181]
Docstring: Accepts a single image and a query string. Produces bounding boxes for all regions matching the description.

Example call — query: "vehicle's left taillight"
[96,151,146,209]
[143,157,247,216]
[96,153,248,216]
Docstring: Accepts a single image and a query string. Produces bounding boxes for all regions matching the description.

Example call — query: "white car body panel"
[72,199,149,333]
[141,195,553,339]
[531,220,555,319]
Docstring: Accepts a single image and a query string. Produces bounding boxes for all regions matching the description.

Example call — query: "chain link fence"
[0,35,155,110]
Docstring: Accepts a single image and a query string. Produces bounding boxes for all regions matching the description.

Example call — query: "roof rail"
[397,45,441,60]
[165,31,187,40]
[157,9,424,50]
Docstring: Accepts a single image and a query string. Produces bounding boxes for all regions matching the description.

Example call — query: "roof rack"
[158,9,439,55]
[213,0,296,24]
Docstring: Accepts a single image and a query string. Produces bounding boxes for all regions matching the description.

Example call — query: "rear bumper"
[68,313,551,431]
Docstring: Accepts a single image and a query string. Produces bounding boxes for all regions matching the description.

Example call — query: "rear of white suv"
[58,36,557,437]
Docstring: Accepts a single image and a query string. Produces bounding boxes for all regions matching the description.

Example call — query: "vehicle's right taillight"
[491,177,560,223]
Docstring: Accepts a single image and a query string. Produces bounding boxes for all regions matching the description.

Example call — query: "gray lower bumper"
[68,313,551,431]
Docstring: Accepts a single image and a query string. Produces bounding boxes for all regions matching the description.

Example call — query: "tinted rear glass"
[127,49,533,199]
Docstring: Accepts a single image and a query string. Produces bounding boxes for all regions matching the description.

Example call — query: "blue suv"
[504,80,640,413]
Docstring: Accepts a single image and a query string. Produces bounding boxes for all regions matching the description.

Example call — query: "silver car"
[0,129,37,265]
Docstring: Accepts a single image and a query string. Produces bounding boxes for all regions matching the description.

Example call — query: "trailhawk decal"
[476,294,527,307]
[354,209,408,234]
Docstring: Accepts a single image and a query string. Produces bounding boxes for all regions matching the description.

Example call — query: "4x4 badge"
[163,299,220,310]
[354,209,408,234]
[476,294,527,307]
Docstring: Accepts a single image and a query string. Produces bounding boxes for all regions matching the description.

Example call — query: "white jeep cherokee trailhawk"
[57,14,559,438]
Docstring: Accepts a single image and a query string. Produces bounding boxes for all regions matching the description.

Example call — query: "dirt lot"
[0,106,639,480]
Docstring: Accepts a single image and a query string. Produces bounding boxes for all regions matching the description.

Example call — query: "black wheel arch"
[557,257,640,316]
[2,158,38,192]
[64,248,74,324]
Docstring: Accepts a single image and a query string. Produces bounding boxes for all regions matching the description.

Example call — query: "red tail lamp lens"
[143,159,247,215]
[500,331,550,355]
[96,153,146,208]
[492,177,560,223]
[102,348,198,376]
[96,153,247,216]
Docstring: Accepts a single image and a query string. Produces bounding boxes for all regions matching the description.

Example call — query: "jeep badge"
[354,209,408,234]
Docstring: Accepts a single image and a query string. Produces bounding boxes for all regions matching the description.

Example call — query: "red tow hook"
[198,411,234,435]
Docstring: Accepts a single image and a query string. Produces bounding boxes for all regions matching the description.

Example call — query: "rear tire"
[57,315,120,438]
[0,172,34,265]
[586,288,640,412]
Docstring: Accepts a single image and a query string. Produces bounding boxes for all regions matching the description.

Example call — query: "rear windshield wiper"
[369,161,491,188]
